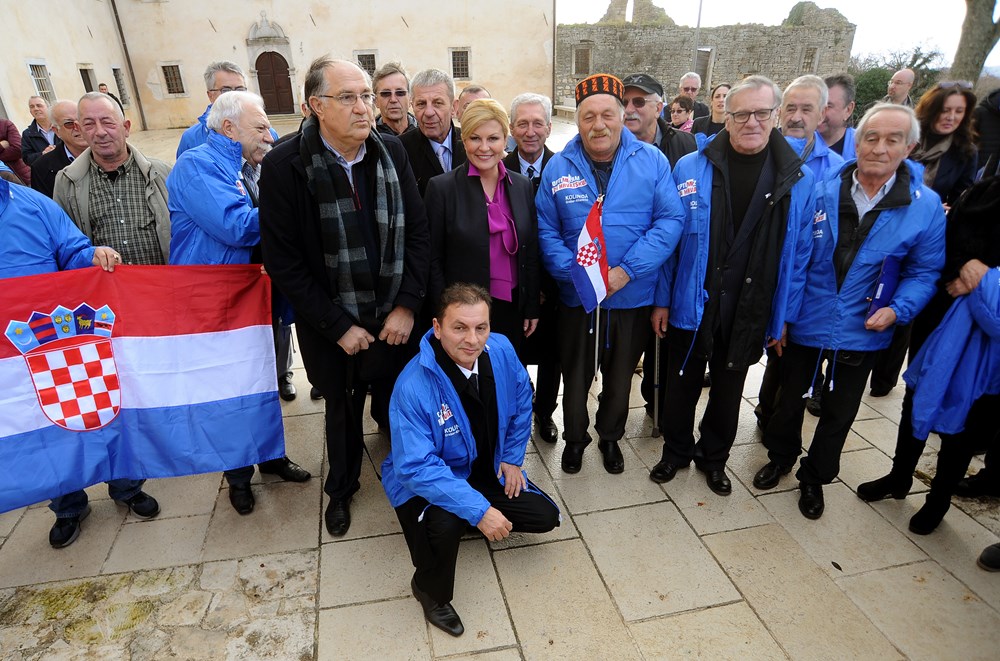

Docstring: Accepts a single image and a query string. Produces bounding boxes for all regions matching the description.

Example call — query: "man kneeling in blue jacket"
[382,283,560,637]
[753,104,945,519]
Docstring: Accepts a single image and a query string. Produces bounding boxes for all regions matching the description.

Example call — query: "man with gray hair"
[679,72,710,120]
[757,103,944,519]
[177,61,250,158]
[650,75,815,495]
[31,100,90,198]
[400,69,466,196]
[167,90,310,514]
[454,84,491,122]
[374,62,417,137]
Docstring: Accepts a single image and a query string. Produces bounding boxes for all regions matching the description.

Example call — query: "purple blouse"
[468,161,518,301]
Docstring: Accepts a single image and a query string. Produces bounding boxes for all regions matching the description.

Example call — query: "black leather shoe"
[49,505,91,548]
[908,497,949,535]
[753,462,791,490]
[977,542,1000,572]
[326,498,351,536]
[598,440,625,474]
[411,577,464,637]
[798,483,824,519]
[310,386,323,400]
[955,471,1000,498]
[279,374,297,401]
[649,460,680,484]
[857,474,911,502]
[805,395,822,417]
[536,415,558,443]
[703,469,732,496]
[869,385,893,397]
[229,484,254,515]
[259,457,312,482]
[561,443,586,474]
[115,491,160,518]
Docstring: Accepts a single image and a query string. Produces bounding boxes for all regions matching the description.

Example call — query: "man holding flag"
[536,74,685,475]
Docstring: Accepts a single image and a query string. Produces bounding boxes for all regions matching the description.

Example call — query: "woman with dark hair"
[691,83,730,137]
[668,95,694,132]
[426,98,539,355]
[913,82,978,208]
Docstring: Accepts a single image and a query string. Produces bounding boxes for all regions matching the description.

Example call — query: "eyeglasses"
[669,108,689,115]
[59,119,78,128]
[935,80,973,90]
[681,86,699,93]
[209,86,248,93]
[378,90,408,98]
[625,96,654,109]
[727,107,777,124]
[316,93,377,107]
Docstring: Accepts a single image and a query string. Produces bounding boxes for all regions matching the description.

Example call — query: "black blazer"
[259,131,429,391]
[399,122,466,197]
[425,162,539,320]
[30,146,73,198]
[501,146,554,192]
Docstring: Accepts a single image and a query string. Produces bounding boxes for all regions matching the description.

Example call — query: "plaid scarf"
[300,117,406,331]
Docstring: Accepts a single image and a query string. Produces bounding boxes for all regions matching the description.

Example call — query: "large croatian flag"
[571,196,609,313]
[0,265,285,513]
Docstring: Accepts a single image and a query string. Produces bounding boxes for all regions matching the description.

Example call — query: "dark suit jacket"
[425,162,539,320]
[399,122,466,197]
[30,146,73,198]
[258,131,429,392]
[501,146,554,190]
[693,100,710,120]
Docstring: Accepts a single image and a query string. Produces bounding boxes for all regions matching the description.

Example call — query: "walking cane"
[651,338,661,438]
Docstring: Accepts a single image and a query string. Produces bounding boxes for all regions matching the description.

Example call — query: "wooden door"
[255,52,294,115]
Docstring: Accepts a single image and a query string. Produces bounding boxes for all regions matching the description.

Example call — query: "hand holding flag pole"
[571,195,609,381]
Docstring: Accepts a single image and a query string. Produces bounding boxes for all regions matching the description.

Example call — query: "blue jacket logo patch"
[436,403,453,426]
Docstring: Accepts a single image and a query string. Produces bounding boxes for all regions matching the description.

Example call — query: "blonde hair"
[460,98,509,141]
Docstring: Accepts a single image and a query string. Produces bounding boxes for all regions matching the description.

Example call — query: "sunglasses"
[935,80,973,90]
[681,86,699,93]
[378,89,408,98]
[625,96,654,109]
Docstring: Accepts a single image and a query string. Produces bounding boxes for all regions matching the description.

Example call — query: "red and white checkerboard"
[576,241,600,268]
[24,338,121,431]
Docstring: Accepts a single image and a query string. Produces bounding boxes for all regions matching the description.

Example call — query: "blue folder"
[866,255,902,320]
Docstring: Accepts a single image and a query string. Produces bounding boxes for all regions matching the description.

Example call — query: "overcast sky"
[556,0,1000,69]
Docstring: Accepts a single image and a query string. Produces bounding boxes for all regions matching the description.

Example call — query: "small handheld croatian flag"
[571,195,609,313]
[0,265,285,514]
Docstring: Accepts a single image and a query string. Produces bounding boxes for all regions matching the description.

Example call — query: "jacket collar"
[206,130,245,167]
[704,128,805,194]
[61,145,155,183]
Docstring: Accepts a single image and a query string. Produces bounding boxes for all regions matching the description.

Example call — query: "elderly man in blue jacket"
[383,283,560,637]
[168,90,310,515]
[753,104,946,519]
[536,73,686,475]
[650,75,816,496]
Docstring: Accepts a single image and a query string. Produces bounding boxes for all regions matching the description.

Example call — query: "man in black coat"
[259,57,430,537]
[399,69,466,197]
[502,93,560,443]
[31,100,88,198]
[21,96,59,166]
[679,72,710,120]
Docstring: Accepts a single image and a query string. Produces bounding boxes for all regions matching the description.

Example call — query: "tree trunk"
[951,0,1000,82]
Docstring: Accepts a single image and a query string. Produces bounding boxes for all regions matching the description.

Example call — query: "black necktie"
[468,373,480,397]
[526,165,536,180]
[242,161,259,207]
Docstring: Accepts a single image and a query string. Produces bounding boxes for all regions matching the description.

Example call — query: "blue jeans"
[49,479,145,518]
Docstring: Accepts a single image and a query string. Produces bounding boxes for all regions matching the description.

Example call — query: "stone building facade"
[556,1,855,107]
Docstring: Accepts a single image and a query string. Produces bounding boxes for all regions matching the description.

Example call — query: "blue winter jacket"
[535,128,685,309]
[382,330,539,525]
[167,131,259,266]
[904,267,1000,439]
[0,178,94,278]
[654,132,816,348]
[840,127,857,163]
[790,159,946,351]
[176,105,279,158]
[786,131,844,183]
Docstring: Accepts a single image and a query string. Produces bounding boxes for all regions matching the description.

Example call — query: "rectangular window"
[161,65,185,95]
[695,48,713,87]
[356,53,376,77]
[451,49,470,80]
[573,47,591,77]
[79,67,97,93]
[112,68,131,106]
[29,64,56,103]
[802,47,818,73]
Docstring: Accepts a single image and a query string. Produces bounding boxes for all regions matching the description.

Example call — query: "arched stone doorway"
[256,52,294,115]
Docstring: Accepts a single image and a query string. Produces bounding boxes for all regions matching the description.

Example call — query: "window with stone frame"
[29,64,56,103]
[802,47,819,73]
[356,52,377,78]
[161,65,185,95]
[574,47,591,76]
[112,68,131,106]
[451,49,470,80]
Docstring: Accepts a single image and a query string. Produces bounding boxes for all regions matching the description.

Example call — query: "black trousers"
[763,342,876,484]
[869,323,912,393]
[924,396,1000,504]
[660,325,749,471]
[533,361,562,420]
[559,305,649,446]
[395,474,559,604]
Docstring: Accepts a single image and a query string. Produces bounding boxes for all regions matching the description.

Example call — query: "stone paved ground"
[0,120,997,659]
